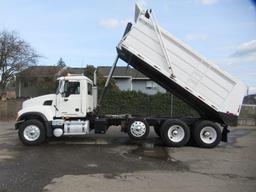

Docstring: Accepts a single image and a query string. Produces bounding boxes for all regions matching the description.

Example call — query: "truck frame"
[15,4,246,148]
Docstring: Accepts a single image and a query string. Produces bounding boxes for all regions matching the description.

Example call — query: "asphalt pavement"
[0,121,255,192]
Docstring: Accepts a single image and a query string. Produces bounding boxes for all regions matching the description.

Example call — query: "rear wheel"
[193,120,222,148]
[127,119,149,140]
[18,119,46,145]
[160,119,190,147]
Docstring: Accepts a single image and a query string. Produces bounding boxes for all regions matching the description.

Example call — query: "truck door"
[56,80,82,117]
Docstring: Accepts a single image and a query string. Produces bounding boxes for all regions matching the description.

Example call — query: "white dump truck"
[15,4,246,148]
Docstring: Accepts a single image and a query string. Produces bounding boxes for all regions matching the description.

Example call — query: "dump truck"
[15,4,246,148]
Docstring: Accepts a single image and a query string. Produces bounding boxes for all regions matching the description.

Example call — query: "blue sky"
[0,0,255,89]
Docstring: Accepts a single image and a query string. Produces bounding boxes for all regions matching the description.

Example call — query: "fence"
[0,100,23,120]
[238,104,256,126]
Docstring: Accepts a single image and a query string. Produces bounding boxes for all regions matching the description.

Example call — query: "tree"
[0,30,39,95]
[57,57,66,67]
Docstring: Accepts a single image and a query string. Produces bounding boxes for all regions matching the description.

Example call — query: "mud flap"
[15,120,25,129]
[221,125,230,142]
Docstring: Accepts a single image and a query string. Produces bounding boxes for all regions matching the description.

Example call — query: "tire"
[154,126,161,137]
[160,119,190,147]
[193,120,222,148]
[127,118,149,140]
[18,119,46,145]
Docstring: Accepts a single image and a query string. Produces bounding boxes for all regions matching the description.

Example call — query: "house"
[97,66,166,95]
[15,65,165,98]
[15,66,86,98]
[16,66,63,98]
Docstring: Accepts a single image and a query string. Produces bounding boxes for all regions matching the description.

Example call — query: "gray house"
[16,66,165,98]
[16,66,61,98]
[15,66,86,98]
[98,66,166,95]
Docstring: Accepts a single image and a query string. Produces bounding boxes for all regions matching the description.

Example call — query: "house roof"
[16,66,62,77]
[97,66,147,79]
[16,66,86,78]
[16,65,148,79]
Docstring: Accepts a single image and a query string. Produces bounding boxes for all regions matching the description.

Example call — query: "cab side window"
[64,81,80,97]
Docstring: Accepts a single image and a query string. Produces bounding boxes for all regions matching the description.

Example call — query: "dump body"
[117,13,246,126]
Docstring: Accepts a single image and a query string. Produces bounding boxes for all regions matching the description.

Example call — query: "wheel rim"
[200,126,217,144]
[23,125,40,141]
[130,121,146,137]
[167,125,185,142]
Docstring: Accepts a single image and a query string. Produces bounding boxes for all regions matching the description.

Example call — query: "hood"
[22,94,56,109]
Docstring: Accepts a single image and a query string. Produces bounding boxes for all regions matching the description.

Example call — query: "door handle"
[64,98,68,101]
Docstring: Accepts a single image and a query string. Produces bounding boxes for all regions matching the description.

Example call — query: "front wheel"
[18,119,46,145]
[193,120,222,148]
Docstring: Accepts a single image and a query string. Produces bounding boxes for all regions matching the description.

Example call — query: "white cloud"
[99,18,130,29]
[229,40,256,64]
[213,40,256,86]
[196,0,219,5]
[232,40,256,57]
[185,34,208,41]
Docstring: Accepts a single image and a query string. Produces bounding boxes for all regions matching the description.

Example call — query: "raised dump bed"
[117,5,246,126]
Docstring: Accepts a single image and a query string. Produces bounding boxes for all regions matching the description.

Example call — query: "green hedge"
[100,90,199,118]
[84,66,199,118]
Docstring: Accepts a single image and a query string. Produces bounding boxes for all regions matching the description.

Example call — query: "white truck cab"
[55,75,94,117]
[16,74,98,144]
[17,75,95,120]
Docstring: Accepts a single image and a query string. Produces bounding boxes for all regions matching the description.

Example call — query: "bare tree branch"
[0,30,40,95]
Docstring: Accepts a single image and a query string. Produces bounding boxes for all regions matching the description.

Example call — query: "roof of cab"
[57,75,93,83]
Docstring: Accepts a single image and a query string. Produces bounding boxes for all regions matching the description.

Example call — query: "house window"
[146,81,157,89]
[23,81,28,88]
[87,83,92,95]
[29,81,34,87]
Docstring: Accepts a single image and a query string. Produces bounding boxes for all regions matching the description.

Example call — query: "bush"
[100,90,199,118]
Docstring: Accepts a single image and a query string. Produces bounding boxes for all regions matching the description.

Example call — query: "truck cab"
[55,75,94,117]
[16,74,97,145]
[17,74,95,120]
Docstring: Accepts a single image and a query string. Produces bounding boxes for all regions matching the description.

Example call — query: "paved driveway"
[0,121,255,192]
